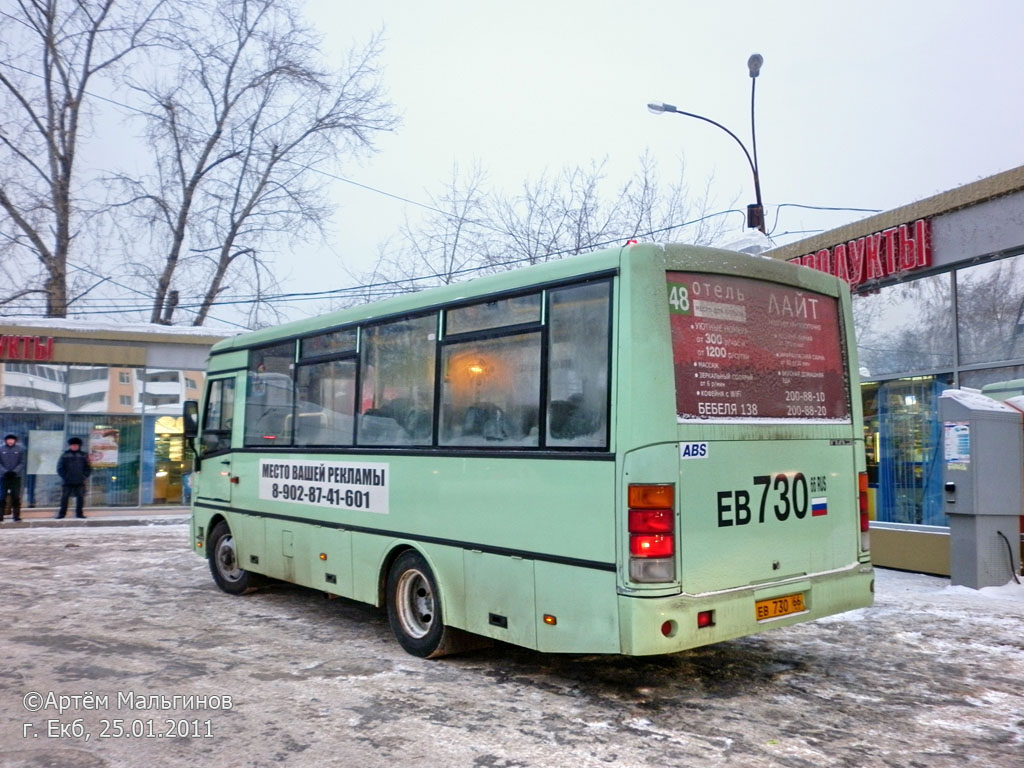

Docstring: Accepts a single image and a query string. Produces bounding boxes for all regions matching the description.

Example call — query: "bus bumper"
[618,563,874,655]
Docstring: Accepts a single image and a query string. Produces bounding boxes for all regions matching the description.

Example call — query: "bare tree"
[115,0,396,325]
[363,154,727,300]
[361,163,491,293]
[489,154,725,271]
[0,0,169,316]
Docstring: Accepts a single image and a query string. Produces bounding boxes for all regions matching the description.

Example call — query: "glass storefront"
[0,362,204,507]
[854,250,1024,527]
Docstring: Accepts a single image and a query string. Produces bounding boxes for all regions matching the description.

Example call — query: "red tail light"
[858,472,869,532]
[629,534,674,557]
[628,508,673,533]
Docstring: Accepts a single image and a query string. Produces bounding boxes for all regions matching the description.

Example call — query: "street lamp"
[648,53,766,233]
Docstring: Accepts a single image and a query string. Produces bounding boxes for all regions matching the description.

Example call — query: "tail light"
[628,484,675,583]
[858,472,871,552]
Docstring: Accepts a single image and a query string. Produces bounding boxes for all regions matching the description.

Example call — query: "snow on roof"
[0,316,239,339]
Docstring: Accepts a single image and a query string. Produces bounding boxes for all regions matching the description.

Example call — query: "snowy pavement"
[0,524,1021,767]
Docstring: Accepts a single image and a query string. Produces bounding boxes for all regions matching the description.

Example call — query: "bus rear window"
[667,272,850,421]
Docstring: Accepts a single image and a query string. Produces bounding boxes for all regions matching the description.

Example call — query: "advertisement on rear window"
[667,272,849,421]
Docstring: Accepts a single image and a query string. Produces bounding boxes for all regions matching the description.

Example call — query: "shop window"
[853,274,953,377]
[67,366,112,413]
[959,365,1024,395]
[546,281,611,448]
[68,415,142,507]
[861,376,950,527]
[358,315,436,446]
[0,413,66,507]
[1,362,67,411]
[956,255,1024,366]
[439,332,541,447]
[147,415,188,505]
[141,368,187,414]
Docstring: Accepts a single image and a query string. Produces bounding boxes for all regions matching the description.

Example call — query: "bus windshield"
[666,271,850,421]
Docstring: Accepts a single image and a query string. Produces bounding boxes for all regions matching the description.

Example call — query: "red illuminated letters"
[0,335,55,361]
[788,218,932,289]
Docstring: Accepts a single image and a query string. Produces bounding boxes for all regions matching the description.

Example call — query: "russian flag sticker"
[811,497,828,516]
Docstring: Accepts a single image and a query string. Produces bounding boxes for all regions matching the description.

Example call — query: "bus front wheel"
[386,550,457,658]
[208,521,261,595]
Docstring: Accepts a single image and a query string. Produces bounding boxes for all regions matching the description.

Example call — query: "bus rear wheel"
[386,550,458,658]
[208,521,260,595]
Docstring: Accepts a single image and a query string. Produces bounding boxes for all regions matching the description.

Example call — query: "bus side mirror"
[183,400,199,439]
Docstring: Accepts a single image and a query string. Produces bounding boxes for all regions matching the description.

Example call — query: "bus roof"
[210,241,840,355]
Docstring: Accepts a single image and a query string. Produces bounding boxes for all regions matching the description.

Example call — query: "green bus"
[185,242,873,657]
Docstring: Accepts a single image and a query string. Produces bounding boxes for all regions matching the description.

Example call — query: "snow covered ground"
[0,524,1021,767]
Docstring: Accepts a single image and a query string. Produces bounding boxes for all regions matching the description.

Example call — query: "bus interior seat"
[463,403,510,441]
[549,395,598,439]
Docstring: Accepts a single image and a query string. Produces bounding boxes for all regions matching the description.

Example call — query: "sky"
[262,0,1023,325]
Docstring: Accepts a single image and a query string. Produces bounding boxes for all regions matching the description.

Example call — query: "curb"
[0,516,189,529]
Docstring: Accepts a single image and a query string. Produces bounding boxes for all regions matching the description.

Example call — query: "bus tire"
[386,550,457,658]
[208,521,261,595]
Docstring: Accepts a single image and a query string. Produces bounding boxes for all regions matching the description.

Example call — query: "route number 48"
[668,284,690,314]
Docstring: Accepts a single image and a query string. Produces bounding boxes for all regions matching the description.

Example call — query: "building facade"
[0,320,230,508]
[768,165,1024,574]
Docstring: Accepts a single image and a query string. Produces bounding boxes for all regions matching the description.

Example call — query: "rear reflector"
[697,610,715,628]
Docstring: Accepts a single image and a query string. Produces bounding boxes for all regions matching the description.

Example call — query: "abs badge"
[680,442,709,459]
[811,497,828,517]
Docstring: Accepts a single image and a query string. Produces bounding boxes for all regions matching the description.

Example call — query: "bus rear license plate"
[755,593,806,621]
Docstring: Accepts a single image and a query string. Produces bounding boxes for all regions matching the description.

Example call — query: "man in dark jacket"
[1,433,24,522]
[56,437,92,519]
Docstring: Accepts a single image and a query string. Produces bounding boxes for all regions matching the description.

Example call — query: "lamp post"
[648,53,766,233]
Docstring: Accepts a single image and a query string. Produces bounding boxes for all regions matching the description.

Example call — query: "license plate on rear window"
[755,593,806,621]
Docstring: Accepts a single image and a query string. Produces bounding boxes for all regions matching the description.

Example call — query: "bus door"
[196,375,237,504]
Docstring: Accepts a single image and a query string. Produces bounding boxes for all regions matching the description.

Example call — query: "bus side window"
[546,282,610,448]
[357,316,437,447]
[295,359,356,446]
[244,342,296,446]
[439,332,541,448]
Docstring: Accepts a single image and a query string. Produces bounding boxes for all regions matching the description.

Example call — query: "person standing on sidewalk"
[56,437,92,519]
[0,433,24,522]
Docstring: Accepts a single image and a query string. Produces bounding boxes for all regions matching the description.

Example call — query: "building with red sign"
[0,320,231,508]
[767,164,1024,575]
